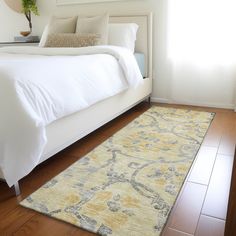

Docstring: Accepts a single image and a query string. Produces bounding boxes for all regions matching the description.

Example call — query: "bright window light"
[168,0,236,66]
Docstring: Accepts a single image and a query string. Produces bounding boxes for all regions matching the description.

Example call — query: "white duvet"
[0,45,143,186]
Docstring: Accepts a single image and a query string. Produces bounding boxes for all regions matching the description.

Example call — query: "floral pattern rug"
[20,106,214,236]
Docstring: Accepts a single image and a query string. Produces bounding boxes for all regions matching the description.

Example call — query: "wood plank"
[202,113,224,147]
[168,182,207,234]
[195,215,225,236]
[224,148,236,236]
[217,113,236,156]
[0,187,25,220]
[188,146,217,185]
[0,206,36,235]
[13,214,96,236]
[163,228,193,236]
[202,154,234,219]
[218,133,236,156]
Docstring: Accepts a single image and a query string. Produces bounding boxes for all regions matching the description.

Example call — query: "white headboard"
[110,13,153,78]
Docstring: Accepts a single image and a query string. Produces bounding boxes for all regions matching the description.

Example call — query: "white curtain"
[167,0,236,110]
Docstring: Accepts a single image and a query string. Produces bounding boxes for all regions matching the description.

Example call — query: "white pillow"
[39,25,49,47]
[39,16,77,47]
[108,23,139,53]
[76,13,109,45]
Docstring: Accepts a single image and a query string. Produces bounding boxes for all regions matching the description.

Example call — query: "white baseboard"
[151,97,169,103]
[151,97,235,110]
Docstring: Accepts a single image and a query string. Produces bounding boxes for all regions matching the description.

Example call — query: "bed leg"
[14,182,21,196]
[147,96,151,104]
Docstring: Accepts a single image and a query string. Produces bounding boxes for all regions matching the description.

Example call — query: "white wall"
[0,0,235,109]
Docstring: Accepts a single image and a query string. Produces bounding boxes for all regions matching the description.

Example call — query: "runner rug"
[20,106,214,236]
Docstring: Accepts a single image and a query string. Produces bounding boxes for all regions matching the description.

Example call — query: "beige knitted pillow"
[76,13,109,45]
[39,16,78,47]
[44,33,100,48]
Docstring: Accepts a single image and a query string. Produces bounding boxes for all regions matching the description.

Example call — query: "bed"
[0,13,153,195]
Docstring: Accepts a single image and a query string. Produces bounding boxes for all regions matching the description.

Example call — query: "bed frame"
[1,13,153,195]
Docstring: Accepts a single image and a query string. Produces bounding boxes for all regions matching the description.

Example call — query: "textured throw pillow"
[76,13,109,45]
[44,33,100,48]
[39,16,77,47]
[108,23,139,52]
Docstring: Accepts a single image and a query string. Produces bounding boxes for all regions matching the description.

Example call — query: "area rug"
[20,106,214,236]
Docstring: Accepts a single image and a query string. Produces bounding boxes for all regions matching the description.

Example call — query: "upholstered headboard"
[110,13,153,78]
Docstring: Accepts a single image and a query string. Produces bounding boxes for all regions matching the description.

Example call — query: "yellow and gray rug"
[20,106,214,236]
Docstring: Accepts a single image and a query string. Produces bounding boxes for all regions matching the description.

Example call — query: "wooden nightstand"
[0,42,39,47]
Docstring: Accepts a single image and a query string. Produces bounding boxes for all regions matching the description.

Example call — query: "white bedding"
[0,46,143,186]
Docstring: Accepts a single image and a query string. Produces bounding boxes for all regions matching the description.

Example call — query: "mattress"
[134,52,145,78]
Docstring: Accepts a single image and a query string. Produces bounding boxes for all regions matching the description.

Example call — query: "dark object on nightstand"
[14,35,40,43]
[225,146,236,236]
[0,41,39,47]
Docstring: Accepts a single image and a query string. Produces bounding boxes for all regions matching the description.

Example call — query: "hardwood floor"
[0,102,235,236]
